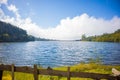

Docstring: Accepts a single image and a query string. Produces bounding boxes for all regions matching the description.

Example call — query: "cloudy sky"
[0,0,120,40]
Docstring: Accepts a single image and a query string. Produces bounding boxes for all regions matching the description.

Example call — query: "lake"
[0,41,120,67]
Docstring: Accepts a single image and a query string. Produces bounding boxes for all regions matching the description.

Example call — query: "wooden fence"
[0,64,120,80]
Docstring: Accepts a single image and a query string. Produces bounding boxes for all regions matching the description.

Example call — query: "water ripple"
[0,41,120,67]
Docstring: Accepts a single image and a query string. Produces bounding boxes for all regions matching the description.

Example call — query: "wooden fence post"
[11,64,14,80]
[67,67,70,80]
[0,64,118,79]
[0,70,3,80]
[34,64,38,80]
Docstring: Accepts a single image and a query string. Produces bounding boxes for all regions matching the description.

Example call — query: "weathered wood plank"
[0,64,34,73]
[95,79,100,80]
[33,65,38,80]
[0,70,3,80]
[0,64,118,79]
[67,67,70,80]
[70,72,116,79]
[0,64,11,71]
[14,66,34,73]
[38,69,68,77]
[11,64,14,80]
[116,76,120,80]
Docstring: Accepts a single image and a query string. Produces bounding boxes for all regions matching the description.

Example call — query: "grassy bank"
[2,62,120,80]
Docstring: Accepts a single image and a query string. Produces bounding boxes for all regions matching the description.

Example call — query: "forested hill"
[81,29,120,42]
[0,21,35,42]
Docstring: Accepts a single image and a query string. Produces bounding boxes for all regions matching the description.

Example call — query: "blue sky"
[0,0,120,40]
[1,0,120,27]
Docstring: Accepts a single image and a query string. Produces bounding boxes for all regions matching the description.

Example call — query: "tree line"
[81,29,120,42]
[0,21,35,42]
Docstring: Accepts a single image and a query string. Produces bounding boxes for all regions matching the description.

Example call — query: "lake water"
[0,41,120,67]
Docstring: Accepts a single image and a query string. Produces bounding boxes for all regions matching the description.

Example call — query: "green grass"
[2,62,120,80]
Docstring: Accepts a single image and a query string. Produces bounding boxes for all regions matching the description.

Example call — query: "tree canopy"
[0,21,35,42]
[81,29,120,42]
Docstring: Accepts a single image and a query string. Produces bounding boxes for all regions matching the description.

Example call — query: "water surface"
[0,41,120,67]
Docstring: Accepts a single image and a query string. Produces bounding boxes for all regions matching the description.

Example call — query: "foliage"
[0,21,35,42]
[35,37,54,41]
[81,34,86,41]
[81,29,120,42]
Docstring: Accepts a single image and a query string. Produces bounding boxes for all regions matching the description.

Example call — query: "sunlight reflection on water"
[0,41,120,67]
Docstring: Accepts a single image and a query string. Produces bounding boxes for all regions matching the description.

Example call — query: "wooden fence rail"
[0,64,120,80]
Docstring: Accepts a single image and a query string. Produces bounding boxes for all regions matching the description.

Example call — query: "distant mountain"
[0,21,35,42]
[81,29,120,42]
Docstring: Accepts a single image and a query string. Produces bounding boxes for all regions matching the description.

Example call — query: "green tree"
[81,34,86,41]
[81,29,120,42]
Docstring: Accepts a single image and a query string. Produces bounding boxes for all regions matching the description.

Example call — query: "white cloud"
[7,4,20,18]
[0,8,4,18]
[18,13,120,40]
[7,4,18,12]
[0,0,7,5]
[28,13,120,40]
[0,3,120,40]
